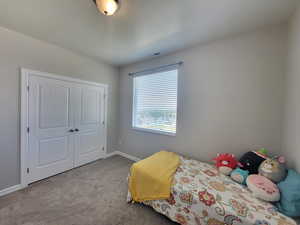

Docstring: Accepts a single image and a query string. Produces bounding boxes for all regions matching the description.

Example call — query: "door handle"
[75,129,79,132]
[69,129,74,133]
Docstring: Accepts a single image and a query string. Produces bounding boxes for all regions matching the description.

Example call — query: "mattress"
[128,156,297,225]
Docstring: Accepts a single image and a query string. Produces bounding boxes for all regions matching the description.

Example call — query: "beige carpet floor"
[0,155,177,225]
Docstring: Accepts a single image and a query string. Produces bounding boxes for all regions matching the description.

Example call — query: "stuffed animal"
[213,153,238,175]
[231,168,249,185]
[258,156,287,183]
[239,151,267,175]
[247,175,280,202]
[257,148,268,156]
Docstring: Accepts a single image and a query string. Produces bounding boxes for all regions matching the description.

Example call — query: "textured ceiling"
[0,0,298,66]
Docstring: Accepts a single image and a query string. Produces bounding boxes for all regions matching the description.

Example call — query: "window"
[132,68,178,135]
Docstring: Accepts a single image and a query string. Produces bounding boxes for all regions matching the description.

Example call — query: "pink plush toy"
[246,175,280,202]
[213,153,238,175]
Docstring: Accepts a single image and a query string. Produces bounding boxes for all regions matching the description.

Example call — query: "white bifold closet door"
[28,74,106,184]
[72,84,105,168]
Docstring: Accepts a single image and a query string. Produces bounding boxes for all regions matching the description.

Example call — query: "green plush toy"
[257,148,268,156]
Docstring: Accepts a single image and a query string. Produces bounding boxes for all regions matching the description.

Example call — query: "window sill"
[132,127,176,137]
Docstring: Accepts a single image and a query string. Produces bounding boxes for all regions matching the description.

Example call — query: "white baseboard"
[106,151,141,162]
[0,184,23,197]
[115,151,141,162]
[104,151,118,158]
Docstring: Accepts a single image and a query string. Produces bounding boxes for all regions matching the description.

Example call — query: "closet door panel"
[28,75,75,183]
[81,89,100,125]
[73,85,106,167]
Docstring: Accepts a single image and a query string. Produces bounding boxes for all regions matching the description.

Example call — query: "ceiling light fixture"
[93,0,119,16]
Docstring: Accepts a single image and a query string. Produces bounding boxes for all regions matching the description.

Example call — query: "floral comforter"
[127,156,297,225]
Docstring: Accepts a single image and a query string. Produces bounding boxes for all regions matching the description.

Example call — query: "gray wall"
[119,25,287,161]
[282,5,300,172]
[0,27,119,190]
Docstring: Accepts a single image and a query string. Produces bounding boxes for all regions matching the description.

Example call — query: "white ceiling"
[0,0,298,66]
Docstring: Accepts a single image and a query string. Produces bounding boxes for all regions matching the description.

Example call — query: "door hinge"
[102,121,105,125]
[27,86,29,91]
[102,147,105,151]
[27,127,30,133]
[27,168,30,173]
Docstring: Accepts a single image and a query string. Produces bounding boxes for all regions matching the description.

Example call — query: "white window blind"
[132,68,178,135]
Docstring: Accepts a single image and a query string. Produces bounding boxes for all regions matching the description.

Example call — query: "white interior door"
[28,75,75,183]
[73,84,106,167]
[26,72,107,184]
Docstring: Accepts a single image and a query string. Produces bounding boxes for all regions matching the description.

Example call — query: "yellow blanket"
[128,151,180,202]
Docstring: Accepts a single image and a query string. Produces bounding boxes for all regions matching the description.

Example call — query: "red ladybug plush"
[213,153,239,175]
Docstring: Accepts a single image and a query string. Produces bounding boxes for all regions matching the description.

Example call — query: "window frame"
[131,67,179,136]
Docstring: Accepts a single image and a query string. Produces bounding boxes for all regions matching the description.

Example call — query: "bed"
[127,156,297,225]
